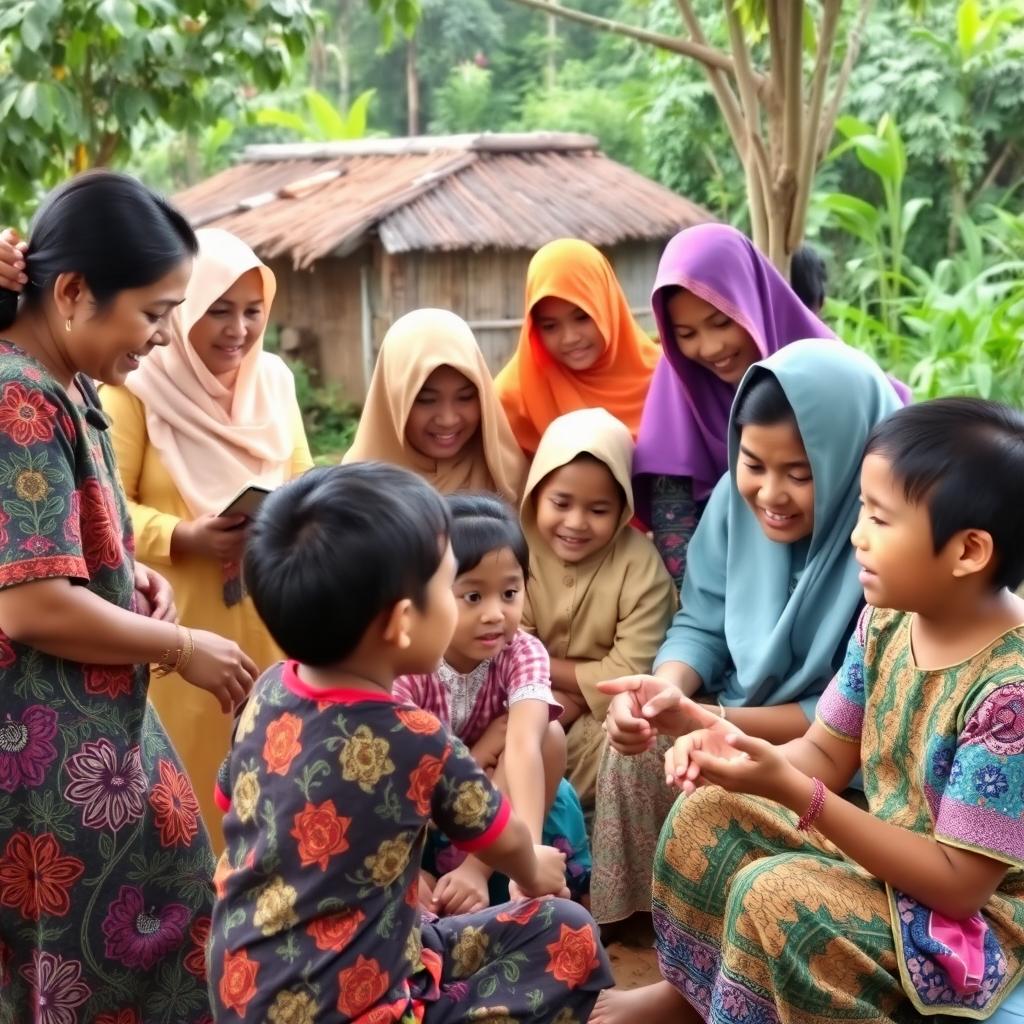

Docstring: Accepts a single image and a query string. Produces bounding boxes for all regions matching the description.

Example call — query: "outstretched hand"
[597,675,726,756]
[667,726,803,805]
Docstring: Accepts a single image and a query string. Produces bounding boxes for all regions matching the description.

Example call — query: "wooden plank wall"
[265,254,366,403]
[270,237,669,403]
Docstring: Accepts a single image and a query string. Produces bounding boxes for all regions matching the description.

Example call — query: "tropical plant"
[819,113,1024,405]
[256,87,376,141]
[0,0,315,223]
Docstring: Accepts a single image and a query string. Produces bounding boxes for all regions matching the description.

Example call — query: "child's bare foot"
[589,981,695,1024]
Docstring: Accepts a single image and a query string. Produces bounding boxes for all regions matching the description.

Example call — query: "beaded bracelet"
[796,777,826,832]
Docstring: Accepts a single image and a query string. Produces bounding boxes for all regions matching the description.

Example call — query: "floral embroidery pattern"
[0,832,84,921]
[0,347,213,1020]
[101,885,191,970]
[148,758,201,847]
[0,704,58,792]
[545,924,601,989]
[63,738,147,832]
[220,949,260,1017]
[339,723,395,792]
[307,909,365,952]
[336,955,390,1018]
[263,712,303,775]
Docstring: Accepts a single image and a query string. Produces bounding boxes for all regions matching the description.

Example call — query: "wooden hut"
[174,132,711,401]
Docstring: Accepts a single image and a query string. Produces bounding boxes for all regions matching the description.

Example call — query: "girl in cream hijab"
[521,408,675,809]
[102,228,313,851]
[344,308,526,502]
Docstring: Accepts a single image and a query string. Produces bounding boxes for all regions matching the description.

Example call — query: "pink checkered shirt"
[394,630,561,747]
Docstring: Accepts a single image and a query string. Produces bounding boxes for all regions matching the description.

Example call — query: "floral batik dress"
[652,606,1024,1023]
[0,343,214,1024]
[210,660,612,1023]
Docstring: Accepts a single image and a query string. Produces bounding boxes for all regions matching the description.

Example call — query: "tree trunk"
[337,0,352,113]
[546,13,557,88]
[406,37,420,136]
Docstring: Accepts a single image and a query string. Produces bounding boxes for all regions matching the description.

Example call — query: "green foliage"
[429,63,499,134]
[0,0,315,223]
[256,87,376,140]
[288,358,360,461]
[819,112,1024,406]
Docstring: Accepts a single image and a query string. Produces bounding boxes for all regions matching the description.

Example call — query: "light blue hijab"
[655,340,904,719]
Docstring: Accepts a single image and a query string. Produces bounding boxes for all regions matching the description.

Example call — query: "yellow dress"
[101,384,314,853]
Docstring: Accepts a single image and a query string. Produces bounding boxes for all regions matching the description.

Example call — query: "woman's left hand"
[133,563,177,622]
[670,727,803,805]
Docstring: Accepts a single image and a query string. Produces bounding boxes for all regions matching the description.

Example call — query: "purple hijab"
[633,223,909,516]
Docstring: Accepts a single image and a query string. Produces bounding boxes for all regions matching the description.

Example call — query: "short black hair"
[790,244,828,313]
[0,170,197,330]
[448,492,529,578]
[244,463,452,666]
[865,398,1024,590]
[734,371,796,430]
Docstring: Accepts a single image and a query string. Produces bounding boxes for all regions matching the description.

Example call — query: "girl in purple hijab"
[633,223,836,585]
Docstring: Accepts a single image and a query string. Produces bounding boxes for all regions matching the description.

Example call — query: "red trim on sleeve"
[453,796,511,853]
[213,784,231,813]
[283,660,399,705]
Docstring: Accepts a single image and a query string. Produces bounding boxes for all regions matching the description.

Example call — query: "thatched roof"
[173,132,711,269]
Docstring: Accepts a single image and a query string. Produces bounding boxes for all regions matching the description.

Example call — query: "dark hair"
[789,245,828,314]
[0,170,197,331]
[734,371,796,429]
[448,492,529,578]
[865,398,1024,590]
[244,463,452,667]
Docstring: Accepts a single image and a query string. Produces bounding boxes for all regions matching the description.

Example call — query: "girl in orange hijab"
[495,239,661,454]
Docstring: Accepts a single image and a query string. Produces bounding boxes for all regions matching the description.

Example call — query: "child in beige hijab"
[521,408,676,808]
[344,308,526,502]
[101,228,313,851]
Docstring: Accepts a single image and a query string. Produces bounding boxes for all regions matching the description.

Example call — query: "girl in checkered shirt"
[394,493,591,916]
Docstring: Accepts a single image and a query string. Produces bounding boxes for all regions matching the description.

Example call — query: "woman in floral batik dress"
[0,172,255,1023]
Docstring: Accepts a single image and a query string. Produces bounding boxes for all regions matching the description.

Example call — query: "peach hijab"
[343,308,526,502]
[495,239,661,453]
[125,228,297,516]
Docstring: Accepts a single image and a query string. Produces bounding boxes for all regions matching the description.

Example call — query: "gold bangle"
[177,627,195,674]
[154,625,183,677]
[717,700,727,721]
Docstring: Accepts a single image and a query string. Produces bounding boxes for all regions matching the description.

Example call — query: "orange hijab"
[495,239,661,453]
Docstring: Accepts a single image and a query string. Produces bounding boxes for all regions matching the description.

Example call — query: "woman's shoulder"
[0,339,62,394]
[0,340,80,431]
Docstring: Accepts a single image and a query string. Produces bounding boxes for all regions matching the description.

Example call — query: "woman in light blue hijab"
[589,339,905,926]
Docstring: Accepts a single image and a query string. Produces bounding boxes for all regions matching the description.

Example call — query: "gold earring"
[65,318,72,333]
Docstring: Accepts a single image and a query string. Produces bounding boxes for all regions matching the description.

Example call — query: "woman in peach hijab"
[495,239,661,454]
[101,228,313,851]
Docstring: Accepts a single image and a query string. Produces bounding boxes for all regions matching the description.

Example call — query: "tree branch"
[723,0,770,195]
[503,0,743,77]
[781,0,803,181]
[818,0,874,158]
[674,0,746,154]
[971,141,1016,202]
[790,0,841,250]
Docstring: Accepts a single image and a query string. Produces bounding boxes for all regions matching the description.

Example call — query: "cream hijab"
[126,228,297,517]
[343,308,526,502]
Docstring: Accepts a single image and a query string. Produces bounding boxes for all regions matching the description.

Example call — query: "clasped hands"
[597,676,799,803]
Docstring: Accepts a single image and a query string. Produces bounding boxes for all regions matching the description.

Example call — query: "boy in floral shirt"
[209,463,612,1024]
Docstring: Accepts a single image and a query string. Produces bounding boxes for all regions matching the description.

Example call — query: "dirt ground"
[602,915,662,989]
[607,941,661,989]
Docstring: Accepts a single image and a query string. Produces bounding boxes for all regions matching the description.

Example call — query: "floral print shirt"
[210,660,511,1022]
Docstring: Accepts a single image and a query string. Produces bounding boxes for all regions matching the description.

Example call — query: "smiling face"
[446,546,526,672]
[666,288,760,384]
[187,267,266,382]
[735,419,815,543]
[532,296,605,372]
[67,260,192,386]
[534,455,624,563]
[404,365,482,462]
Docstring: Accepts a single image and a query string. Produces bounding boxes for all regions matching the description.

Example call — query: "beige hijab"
[343,308,526,502]
[126,229,297,517]
[522,408,675,718]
